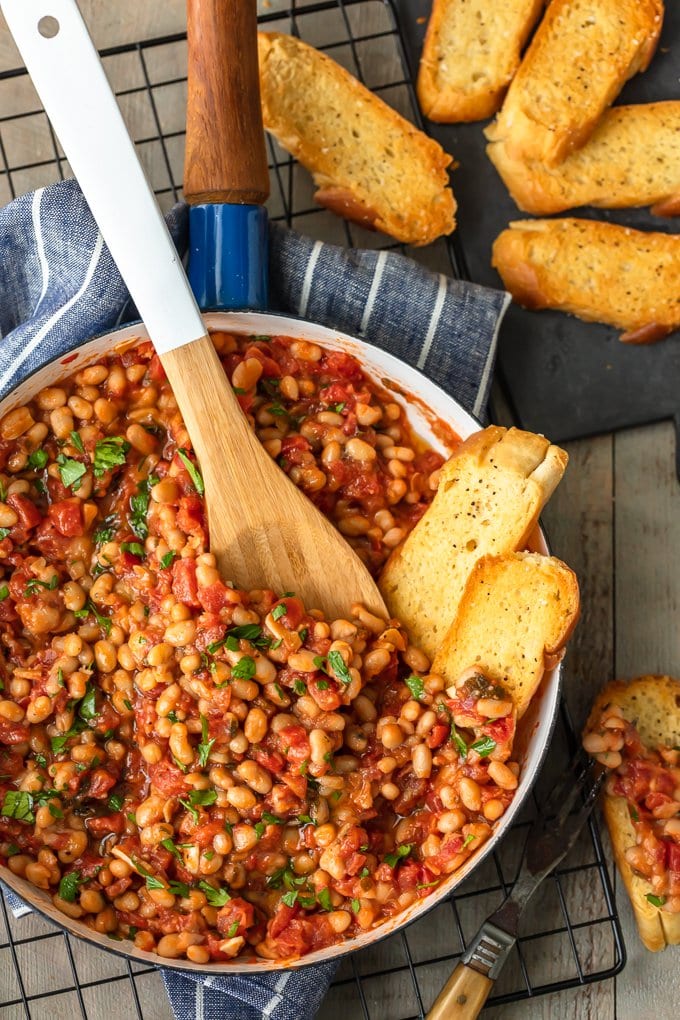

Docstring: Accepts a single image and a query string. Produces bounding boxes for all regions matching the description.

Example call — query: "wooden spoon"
[1,0,386,619]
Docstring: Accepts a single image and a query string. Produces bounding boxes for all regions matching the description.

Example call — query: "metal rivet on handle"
[38,16,60,38]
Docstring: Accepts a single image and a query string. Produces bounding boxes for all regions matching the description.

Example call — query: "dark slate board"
[393,0,680,477]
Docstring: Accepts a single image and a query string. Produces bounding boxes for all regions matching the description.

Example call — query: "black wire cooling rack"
[0,1,625,1016]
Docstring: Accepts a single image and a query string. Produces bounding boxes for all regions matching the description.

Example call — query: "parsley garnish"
[227,921,240,937]
[469,736,496,757]
[0,585,9,601]
[57,455,86,490]
[317,888,332,911]
[93,515,117,545]
[121,541,145,558]
[108,793,124,812]
[232,656,256,681]
[350,898,361,914]
[24,575,58,596]
[462,833,477,849]
[129,476,157,540]
[159,551,177,569]
[646,894,666,908]
[328,650,352,686]
[78,683,97,721]
[197,714,215,768]
[5,843,19,857]
[293,679,307,696]
[58,871,83,902]
[384,844,412,868]
[161,837,182,859]
[177,449,204,495]
[1,790,34,823]
[630,806,640,822]
[93,436,130,477]
[28,448,48,470]
[272,604,287,621]
[281,890,298,908]
[70,431,85,455]
[254,822,266,839]
[198,880,231,906]
[405,674,426,701]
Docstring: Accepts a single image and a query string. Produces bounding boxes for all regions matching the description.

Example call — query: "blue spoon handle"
[184,0,270,311]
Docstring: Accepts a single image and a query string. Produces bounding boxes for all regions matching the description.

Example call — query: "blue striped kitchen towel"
[0,178,509,1020]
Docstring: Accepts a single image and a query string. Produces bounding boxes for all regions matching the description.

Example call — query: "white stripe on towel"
[31,188,50,308]
[0,232,105,393]
[262,971,293,1017]
[298,240,323,317]
[473,291,511,419]
[359,250,388,334]
[416,273,447,370]
[195,981,205,1020]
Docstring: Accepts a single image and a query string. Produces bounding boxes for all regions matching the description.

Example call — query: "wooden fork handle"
[184,0,270,206]
[426,962,493,1020]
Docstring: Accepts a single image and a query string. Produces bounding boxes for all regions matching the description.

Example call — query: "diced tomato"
[176,495,205,536]
[172,558,200,608]
[0,718,30,744]
[34,521,76,559]
[148,760,191,797]
[307,676,342,711]
[48,499,83,537]
[7,493,42,530]
[216,897,255,937]
[319,351,364,382]
[87,769,118,799]
[276,725,310,767]
[198,582,231,613]
[193,821,224,850]
[251,747,285,774]
[86,814,125,837]
[279,437,311,467]
[270,595,306,630]
[269,901,299,939]
[148,353,166,381]
[427,723,449,749]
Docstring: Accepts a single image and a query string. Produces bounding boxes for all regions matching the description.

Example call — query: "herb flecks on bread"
[584,676,680,951]
[485,0,664,167]
[380,426,567,662]
[417,0,543,123]
[487,101,680,216]
[257,31,456,246]
[433,552,580,719]
[492,219,680,344]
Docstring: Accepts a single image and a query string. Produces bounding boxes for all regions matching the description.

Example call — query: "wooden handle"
[427,962,493,1020]
[184,0,270,206]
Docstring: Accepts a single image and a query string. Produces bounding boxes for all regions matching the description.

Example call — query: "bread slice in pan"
[492,219,680,344]
[379,426,567,662]
[485,0,664,166]
[433,552,580,718]
[256,32,456,246]
[417,0,544,123]
[487,102,680,216]
[585,676,680,951]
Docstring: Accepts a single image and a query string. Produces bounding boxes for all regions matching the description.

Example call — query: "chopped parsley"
[328,650,352,686]
[51,720,88,754]
[254,821,266,839]
[78,683,98,721]
[630,806,640,823]
[177,449,204,495]
[1,790,35,823]
[280,890,298,908]
[646,894,666,908]
[384,844,412,868]
[129,475,157,540]
[120,541,145,558]
[198,880,231,906]
[108,793,124,812]
[469,736,496,758]
[350,898,361,914]
[33,753,47,769]
[93,436,130,477]
[226,921,240,937]
[58,871,83,902]
[189,789,217,808]
[70,431,85,455]
[28,448,48,470]
[316,679,329,691]
[293,679,307,696]
[159,550,177,569]
[0,586,8,601]
[93,516,117,545]
[24,575,58,596]
[316,888,332,911]
[5,843,19,857]
[197,714,215,768]
[405,674,426,701]
[232,656,256,681]
[160,837,182,860]
[169,880,190,898]
[462,833,477,849]
[272,603,287,621]
[262,812,285,825]
[57,454,86,490]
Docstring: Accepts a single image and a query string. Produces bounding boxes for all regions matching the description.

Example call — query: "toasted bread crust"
[485,0,664,166]
[417,0,544,123]
[487,102,680,216]
[586,676,680,951]
[257,32,456,245]
[379,426,568,662]
[492,219,680,341]
[433,551,580,718]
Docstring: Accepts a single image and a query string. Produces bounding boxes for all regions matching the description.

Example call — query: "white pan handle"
[0,0,205,355]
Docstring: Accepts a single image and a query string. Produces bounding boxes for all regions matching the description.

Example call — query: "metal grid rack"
[0,1,625,1016]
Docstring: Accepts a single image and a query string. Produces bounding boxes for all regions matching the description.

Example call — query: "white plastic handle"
[1,0,205,355]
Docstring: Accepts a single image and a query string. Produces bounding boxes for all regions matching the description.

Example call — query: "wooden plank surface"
[0,2,679,1019]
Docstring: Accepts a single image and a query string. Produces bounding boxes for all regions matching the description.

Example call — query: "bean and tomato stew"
[584,707,680,915]
[0,333,521,962]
